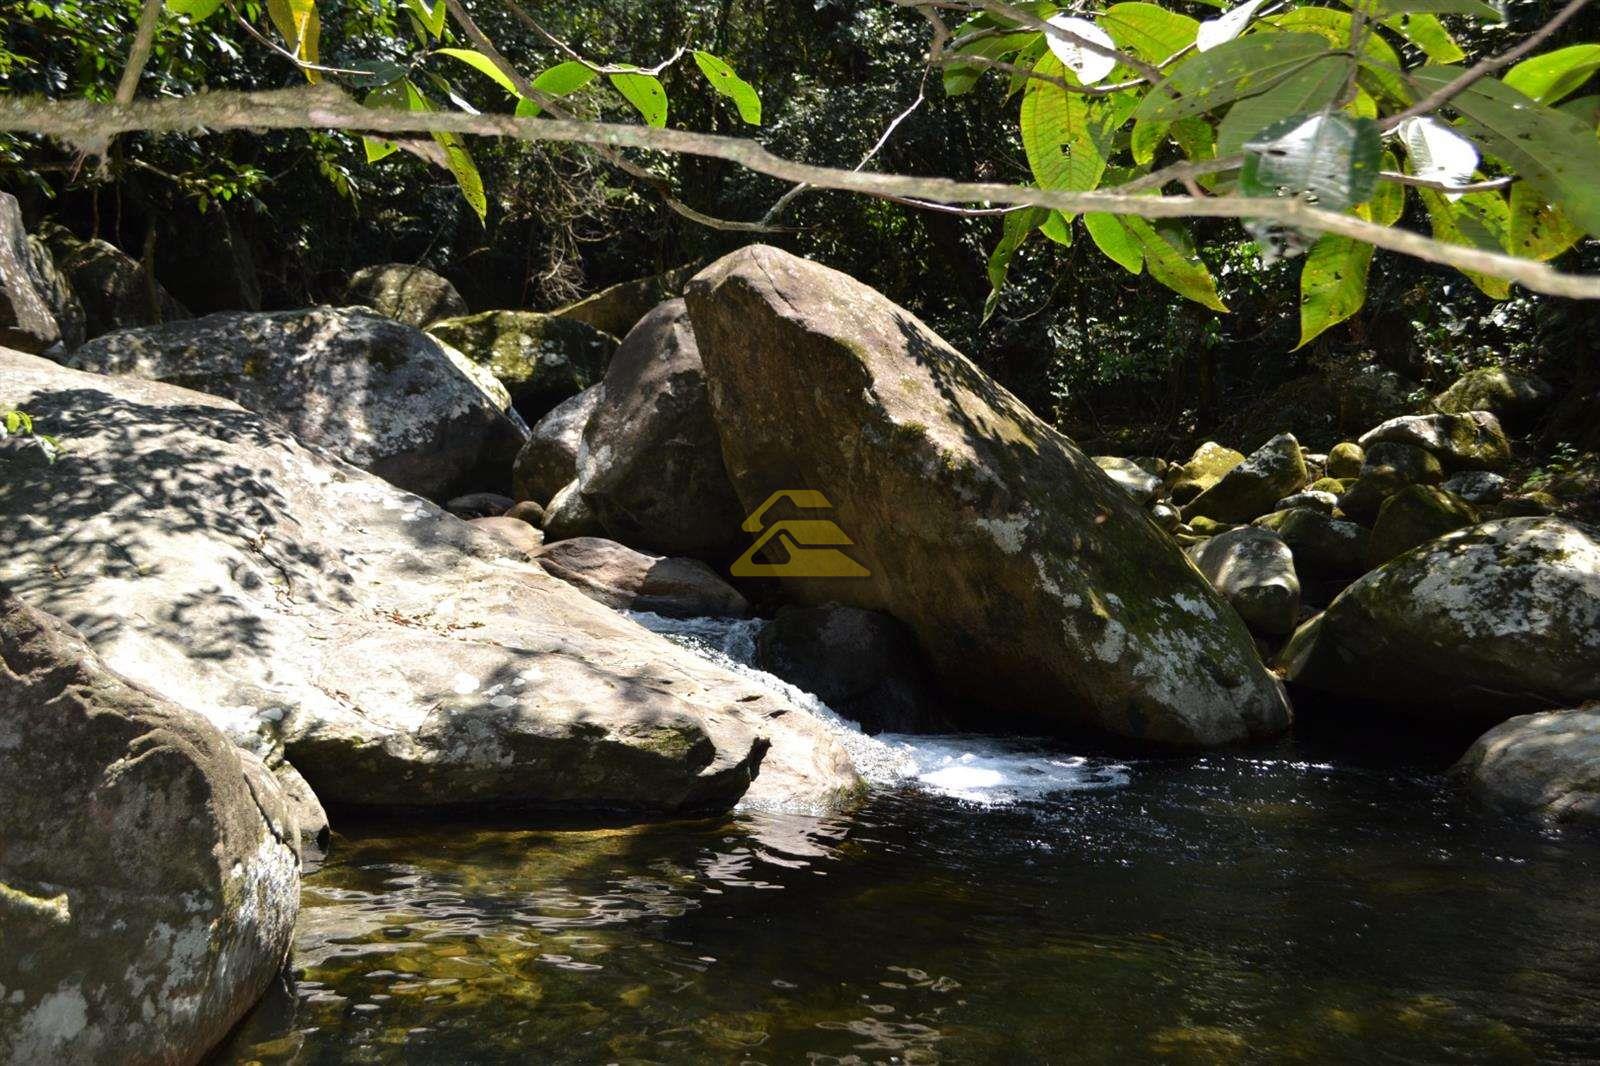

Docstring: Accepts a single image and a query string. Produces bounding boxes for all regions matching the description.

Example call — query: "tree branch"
[115,0,165,106]
[6,87,1598,298]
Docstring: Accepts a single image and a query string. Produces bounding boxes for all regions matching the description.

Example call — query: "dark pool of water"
[217,732,1600,1065]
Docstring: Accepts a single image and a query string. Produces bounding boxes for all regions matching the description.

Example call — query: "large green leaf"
[1507,183,1583,261]
[1124,216,1227,310]
[1265,8,1409,105]
[693,51,761,124]
[1084,212,1144,273]
[1343,0,1504,17]
[1504,45,1600,105]
[1132,32,1332,124]
[515,62,600,117]
[435,48,520,99]
[943,31,1035,95]
[1369,149,1406,226]
[165,0,225,20]
[983,207,1048,321]
[1021,53,1109,193]
[1410,67,1600,235]
[1382,13,1463,64]
[1097,3,1198,64]
[1297,235,1374,347]
[404,0,447,39]
[1216,54,1351,156]
[609,70,669,127]
[1417,186,1511,297]
[266,0,320,83]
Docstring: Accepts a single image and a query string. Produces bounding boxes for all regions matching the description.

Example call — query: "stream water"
[217,617,1600,1064]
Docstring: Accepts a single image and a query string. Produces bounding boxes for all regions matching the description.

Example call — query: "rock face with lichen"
[344,262,467,328]
[1456,705,1600,825]
[1432,366,1553,428]
[513,385,600,506]
[1359,411,1511,471]
[428,310,616,421]
[1186,527,1301,636]
[686,245,1289,747]
[1184,433,1308,524]
[0,348,861,817]
[0,193,84,353]
[60,307,527,499]
[1366,485,1479,567]
[1279,517,1600,720]
[0,583,300,1065]
[45,230,189,339]
[1170,442,1245,505]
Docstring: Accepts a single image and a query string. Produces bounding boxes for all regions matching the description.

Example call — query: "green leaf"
[1382,13,1463,64]
[1265,8,1409,106]
[342,59,410,89]
[693,51,761,124]
[1240,112,1382,258]
[1504,45,1600,105]
[1358,0,1505,18]
[1039,210,1074,245]
[536,60,599,97]
[436,48,521,99]
[1084,212,1144,273]
[1507,183,1583,262]
[1132,32,1332,125]
[1123,216,1226,309]
[362,136,398,163]
[1410,67,1600,235]
[1021,53,1108,192]
[165,0,224,20]
[1297,235,1374,347]
[942,31,1035,95]
[1369,150,1406,226]
[1216,54,1352,156]
[403,0,446,38]
[609,70,669,127]
[983,207,1048,321]
[1097,3,1198,64]
[435,131,487,224]
[1417,186,1511,297]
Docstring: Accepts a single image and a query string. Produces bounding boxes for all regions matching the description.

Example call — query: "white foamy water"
[629,612,1131,806]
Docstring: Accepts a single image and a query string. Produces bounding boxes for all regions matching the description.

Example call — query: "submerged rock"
[1170,441,1245,505]
[535,537,748,619]
[513,385,600,507]
[344,262,467,328]
[1456,705,1600,825]
[1433,366,1553,428]
[1366,485,1479,567]
[686,245,1289,746]
[0,583,300,1064]
[1184,433,1309,525]
[0,193,84,353]
[1187,527,1301,636]
[428,310,616,420]
[0,349,861,817]
[1359,411,1511,471]
[1279,518,1600,720]
[576,299,745,557]
[755,604,949,735]
[62,307,527,498]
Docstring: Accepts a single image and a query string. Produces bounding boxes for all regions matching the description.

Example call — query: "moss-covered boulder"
[1170,441,1245,504]
[686,245,1290,747]
[344,262,467,328]
[44,230,189,340]
[1184,433,1309,524]
[1432,366,1553,428]
[1366,485,1479,567]
[1310,476,1353,495]
[1326,442,1364,479]
[1,583,299,1064]
[429,310,617,420]
[513,385,600,507]
[1186,527,1301,636]
[552,261,700,338]
[1338,467,1409,526]
[62,307,528,499]
[1278,518,1600,719]
[575,299,745,558]
[1456,705,1600,826]
[1362,441,1444,486]
[1255,506,1369,578]
[1359,411,1511,471]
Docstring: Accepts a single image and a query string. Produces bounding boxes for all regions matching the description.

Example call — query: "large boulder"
[1365,485,1479,568]
[685,246,1290,747]
[1093,456,1163,505]
[576,299,745,557]
[1456,705,1600,825]
[1170,441,1245,505]
[344,262,467,328]
[1186,527,1301,636]
[1184,433,1309,525]
[1441,469,1508,506]
[513,385,600,506]
[754,605,949,735]
[535,537,749,618]
[1361,440,1443,486]
[1278,518,1600,720]
[1432,366,1553,428]
[1359,411,1511,471]
[428,310,616,420]
[552,261,700,338]
[60,307,527,499]
[44,230,190,339]
[1,584,299,1064]
[1255,507,1368,578]
[0,194,84,353]
[0,349,861,817]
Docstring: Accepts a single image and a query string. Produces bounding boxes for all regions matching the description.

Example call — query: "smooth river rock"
[1456,705,1600,826]
[0,349,861,817]
[686,245,1290,747]
[513,385,600,507]
[1358,411,1511,472]
[61,306,528,499]
[1186,527,1301,636]
[1,583,300,1065]
[535,537,749,619]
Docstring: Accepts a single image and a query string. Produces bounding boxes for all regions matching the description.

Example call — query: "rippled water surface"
[220,741,1600,1065]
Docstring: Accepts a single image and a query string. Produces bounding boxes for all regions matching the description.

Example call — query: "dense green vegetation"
[3,0,1597,453]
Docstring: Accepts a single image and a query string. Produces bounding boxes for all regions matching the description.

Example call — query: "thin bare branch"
[116,0,165,106]
[8,86,1598,298]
